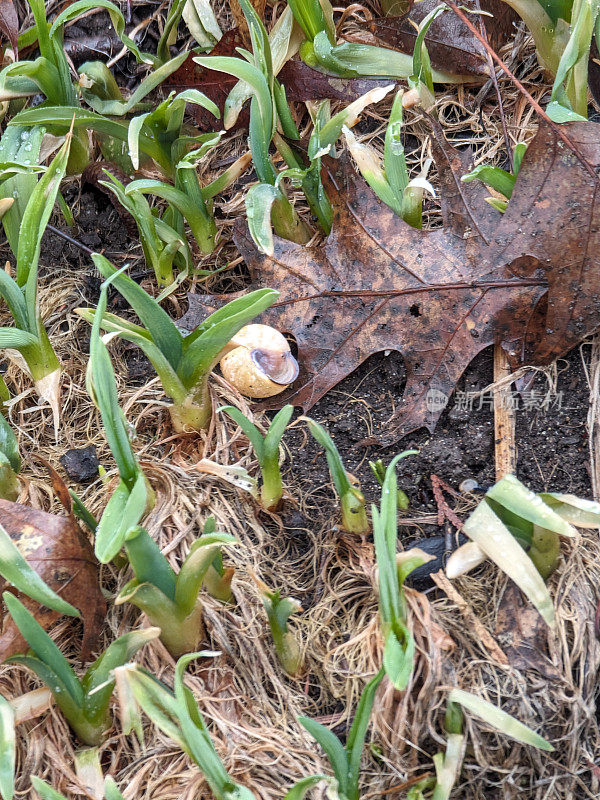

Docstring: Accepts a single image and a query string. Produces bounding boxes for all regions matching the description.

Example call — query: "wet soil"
[283,345,591,533]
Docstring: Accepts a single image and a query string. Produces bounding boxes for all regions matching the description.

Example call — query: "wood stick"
[493,344,516,480]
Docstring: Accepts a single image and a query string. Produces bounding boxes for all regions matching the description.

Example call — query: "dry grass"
[0,2,599,799]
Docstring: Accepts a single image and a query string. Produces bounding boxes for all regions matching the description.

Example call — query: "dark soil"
[282,344,591,537]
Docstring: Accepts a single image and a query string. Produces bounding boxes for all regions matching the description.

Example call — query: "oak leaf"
[0,500,106,661]
[363,0,518,78]
[180,121,600,444]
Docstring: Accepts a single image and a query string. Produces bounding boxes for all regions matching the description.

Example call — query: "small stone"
[59,446,100,483]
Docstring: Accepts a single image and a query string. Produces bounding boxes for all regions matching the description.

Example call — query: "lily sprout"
[461,142,527,212]
[253,576,303,675]
[372,452,431,690]
[0,136,71,435]
[116,525,237,658]
[298,669,384,800]
[219,405,294,511]
[446,474,583,628]
[304,417,368,534]
[77,255,278,432]
[4,593,158,745]
[343,91,436,229]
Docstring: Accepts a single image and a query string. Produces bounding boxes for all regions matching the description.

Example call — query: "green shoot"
[3,592,159,745]
[447,688,554,751]
[115,655,257,800]
[219,405,293,511]
[117,656,329,800]
[0,413,19,501]
[545,0,600,120]
[292,0,467,84]
[298,668,384,800]
[77,254,278,433]
[304,417,368,534]
[371,452,429,690]
[448,475,580,627]
[405,4,447,111]
[202,516,235,603]
[0,695,14,800]
[430,703,465,800]
[369,458,409,510]
[31,778,126,800]
[343,92,435,229]
[194,0,312,248]
[85,268,155,563]
[122,90,222,258]
[116,525,237,658]
[502,0,594,118]
[100,171,191,288]
[32,772,127,799]
[0,0,165,173]
[253,576,303,676]
[341,10,446,225]
[223,7,301,130]
[183,0,222,50]
[266,84,395,248]
[0,136,71,435]
[0,128,46,256]
[461,142,527,212]
[286,0,336,45]
[0,523,79,617]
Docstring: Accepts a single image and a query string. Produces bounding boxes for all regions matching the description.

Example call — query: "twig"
[445,0,599,182]
[493,345,516,480]
[47,224,94,256]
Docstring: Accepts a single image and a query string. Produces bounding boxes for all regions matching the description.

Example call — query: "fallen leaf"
[0,500,106,661]
[494,583,561,680]
[362,0,518,77]
[180,120,600,445]
[229,0,266,47]
[0,0,18,53]
[279,60,401,103]
[163,29,249,130]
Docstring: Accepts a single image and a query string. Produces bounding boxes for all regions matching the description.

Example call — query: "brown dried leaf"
[229,0,266,46]
[181,121,600,445]
[0,500,106,661]
[494,583,561,680]
[363,0,518,77]
[163,29,249,131]
[279,60,401,103]
[0,0,18,53]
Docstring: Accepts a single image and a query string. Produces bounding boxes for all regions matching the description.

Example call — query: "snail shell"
[219,324,299,399]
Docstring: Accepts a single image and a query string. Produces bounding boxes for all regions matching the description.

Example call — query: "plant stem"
[169,383,212,431]
[119,582,205,658]
[65,711,110,747]
[271,189,312,245]
[203,559,234,602]
[260,454,283,511]
[341,490,368,534]
[175,167,217,254]
[500,0,569,75]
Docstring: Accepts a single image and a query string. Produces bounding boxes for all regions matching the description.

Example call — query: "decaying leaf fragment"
[181,121,600,444]
[363,0,518,78]
[0,500,106,660]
